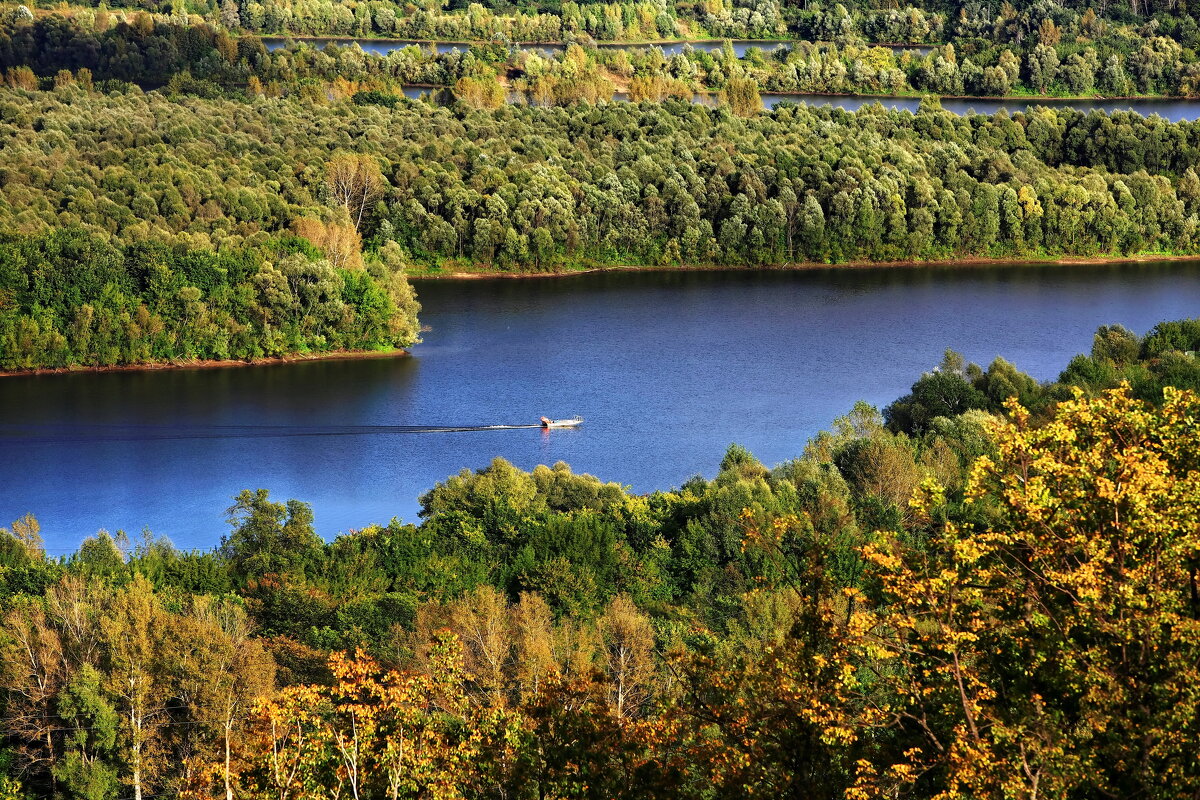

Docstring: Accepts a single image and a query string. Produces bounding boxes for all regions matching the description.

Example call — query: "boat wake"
[0,423,556,444]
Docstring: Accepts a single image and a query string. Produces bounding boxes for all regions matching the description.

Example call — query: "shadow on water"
[0,356,421,428]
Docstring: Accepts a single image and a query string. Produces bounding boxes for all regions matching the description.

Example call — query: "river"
[260,36,930,58]
[4,262,1200,553]
[263,36,1200,118]
[405,84,1200,120]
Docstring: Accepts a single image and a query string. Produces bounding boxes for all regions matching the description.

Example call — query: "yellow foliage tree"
[324,155,385,234]
[291,216,363,271]
[854,384,1200,799]
[246,635,524,800]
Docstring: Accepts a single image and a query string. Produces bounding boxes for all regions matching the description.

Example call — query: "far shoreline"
[408,252,1200,280]
[0,347,409,379]
[8,253,1199,376]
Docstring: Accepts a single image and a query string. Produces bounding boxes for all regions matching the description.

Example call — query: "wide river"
[4,262,1200,554]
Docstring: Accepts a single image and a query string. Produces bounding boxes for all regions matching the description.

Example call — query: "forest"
[3,320,1200,799]
[0,229,421,370]
[13,0,1200,48]
[4,0,1200,792]
[3,79,1200,268]
[9,10,1200,101]
[8,46,1200,371]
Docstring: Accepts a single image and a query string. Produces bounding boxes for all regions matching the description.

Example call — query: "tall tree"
[100,575,171,800]
[858,384,1200,798]
[325,155,385,234]
[596,595,656,721]
[175,597,275,800]
[0,599,65,787]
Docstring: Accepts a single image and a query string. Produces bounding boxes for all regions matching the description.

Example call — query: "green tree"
[221,490,322,580]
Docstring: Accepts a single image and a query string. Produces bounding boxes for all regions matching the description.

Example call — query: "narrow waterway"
[263,36,1200,117]
[261,36,930,58]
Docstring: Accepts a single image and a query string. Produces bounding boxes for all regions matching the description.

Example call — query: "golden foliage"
[246,636,524,800]
[324,154,385,234]
[291,216,363,271]
[856,384,1200,798]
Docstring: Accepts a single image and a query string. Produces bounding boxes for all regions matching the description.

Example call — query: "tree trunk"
[225,719,234,800]
[131,705,143,800]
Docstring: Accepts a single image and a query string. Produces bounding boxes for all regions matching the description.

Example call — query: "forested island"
[3,320,1200,799]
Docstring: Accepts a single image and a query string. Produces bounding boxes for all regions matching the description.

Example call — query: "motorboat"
[540,416,583,428]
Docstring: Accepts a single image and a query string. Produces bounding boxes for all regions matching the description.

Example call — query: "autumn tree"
[325,155,385,234]
[666,511,874,799]
[100,574,173,800]
[596,595,656,721]
[174,597,276,800]
[855,384,1200,798]
[447,586,513,708]
[3,514,43,559]
[511,592,559,703]
[246,637,523,800]
[721,77,761,117]
[291,216,363,271]
[0,598,65,786]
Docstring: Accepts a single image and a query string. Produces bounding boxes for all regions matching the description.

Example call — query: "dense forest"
[3,82,1200,272]
[4,320,1200,798]
[6,35,1200,371]
[14,0,1200,47]
[0,230,421,370]
[5,4,1200,369]
[8,11,1200,101]
[5,0,1200,793]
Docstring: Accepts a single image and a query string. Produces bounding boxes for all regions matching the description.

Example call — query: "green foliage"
[0,751,25,800]
[6,318,1200,797]
[0,73,1196,314]
[884,355,992,434]
[1141,318,1200,357]
[53,665,120,800]
[0,229,419,371]
[222,489,323,580]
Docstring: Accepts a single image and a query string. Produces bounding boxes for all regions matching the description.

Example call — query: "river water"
[409,84,1200,119]
[261,36,929,58]
[4,262,1200,553]
[264,36,1200,118]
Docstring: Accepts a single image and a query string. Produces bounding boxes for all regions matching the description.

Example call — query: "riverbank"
[0,347,408,378]
[408,252,1200,279]
[256,33,926,47]
[402,82,1194,113]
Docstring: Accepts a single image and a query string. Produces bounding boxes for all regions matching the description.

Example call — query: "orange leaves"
[246,635,523,800]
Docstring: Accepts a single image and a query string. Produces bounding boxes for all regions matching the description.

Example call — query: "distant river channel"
[261,36,931,58]
[5,263,1200,552]
[264,35,1200,118]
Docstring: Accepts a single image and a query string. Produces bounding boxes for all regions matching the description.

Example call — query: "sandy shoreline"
[408,252,1200,280]
[0,348,409,379]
